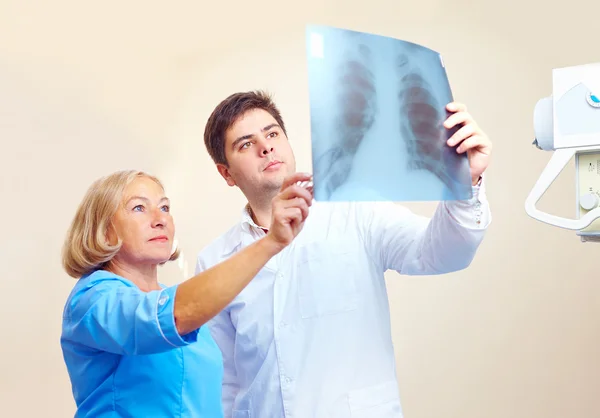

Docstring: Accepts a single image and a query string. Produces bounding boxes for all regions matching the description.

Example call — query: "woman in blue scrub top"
[60,169,313,417]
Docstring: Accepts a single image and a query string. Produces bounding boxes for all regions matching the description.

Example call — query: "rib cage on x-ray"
[395,52,465,197]
[314,40,378,199]
[308,25,472,202]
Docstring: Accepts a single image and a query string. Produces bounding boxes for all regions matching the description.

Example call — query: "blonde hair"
[62,170,180,278]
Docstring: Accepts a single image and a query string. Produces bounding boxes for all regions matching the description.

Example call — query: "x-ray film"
[306,24,473,202]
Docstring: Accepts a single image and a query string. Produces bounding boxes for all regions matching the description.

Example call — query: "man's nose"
[259,139,274,155]
[262,146,274,155]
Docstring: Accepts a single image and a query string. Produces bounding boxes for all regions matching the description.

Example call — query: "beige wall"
[2,0,599,416]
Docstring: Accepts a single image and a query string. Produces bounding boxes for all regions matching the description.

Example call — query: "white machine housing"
[526,61,600,242]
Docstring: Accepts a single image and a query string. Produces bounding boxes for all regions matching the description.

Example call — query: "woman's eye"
[161,205,170,212]
[133,205,144,212]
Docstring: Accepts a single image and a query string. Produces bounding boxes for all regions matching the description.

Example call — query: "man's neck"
[247,202,271,230]
[246,190,279,230]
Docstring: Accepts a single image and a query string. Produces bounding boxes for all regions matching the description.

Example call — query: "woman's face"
[108,176,175,266]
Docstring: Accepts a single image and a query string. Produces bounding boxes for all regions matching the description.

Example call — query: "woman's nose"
[151,208,167,227]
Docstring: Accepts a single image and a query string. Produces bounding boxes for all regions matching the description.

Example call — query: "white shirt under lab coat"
[195,180,491,418]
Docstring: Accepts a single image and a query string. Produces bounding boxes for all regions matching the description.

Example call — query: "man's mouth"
[264,160,283,171]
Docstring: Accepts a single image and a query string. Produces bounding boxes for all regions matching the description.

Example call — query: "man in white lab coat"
[195,90,492,418]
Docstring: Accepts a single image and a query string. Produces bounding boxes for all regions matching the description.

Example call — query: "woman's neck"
[105,258,160,292]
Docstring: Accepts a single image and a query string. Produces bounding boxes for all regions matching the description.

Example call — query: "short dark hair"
[203,90,287,166]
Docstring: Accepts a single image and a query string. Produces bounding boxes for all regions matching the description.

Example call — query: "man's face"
[217,108,296,199]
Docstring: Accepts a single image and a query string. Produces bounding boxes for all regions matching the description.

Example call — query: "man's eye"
[161,205,170,212]
[241,142,251,149]
[268,132,278,138]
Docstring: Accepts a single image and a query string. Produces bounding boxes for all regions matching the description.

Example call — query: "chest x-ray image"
[305,24,473,202]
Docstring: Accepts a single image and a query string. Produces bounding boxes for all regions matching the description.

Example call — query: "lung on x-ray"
[306,24,473,202]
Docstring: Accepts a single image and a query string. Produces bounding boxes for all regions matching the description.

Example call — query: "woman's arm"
[174,235,280,334]
[62,235,290,356]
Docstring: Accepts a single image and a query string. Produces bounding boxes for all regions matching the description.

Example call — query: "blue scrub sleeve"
[62,281,200,355]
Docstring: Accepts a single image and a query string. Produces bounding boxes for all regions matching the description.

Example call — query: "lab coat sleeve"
[196,256,239,418]
[62,279,199,355]
[358,177,491,275]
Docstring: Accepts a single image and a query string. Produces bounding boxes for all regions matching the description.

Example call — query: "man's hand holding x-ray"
[444,101,493,185]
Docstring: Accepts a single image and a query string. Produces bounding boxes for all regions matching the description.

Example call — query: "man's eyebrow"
[231,123,281,150]
[261,123,279,132]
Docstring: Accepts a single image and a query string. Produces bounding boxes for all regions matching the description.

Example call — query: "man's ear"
[217,163,236,187]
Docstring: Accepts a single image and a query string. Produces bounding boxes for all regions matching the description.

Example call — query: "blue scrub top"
[60,270,224,417]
